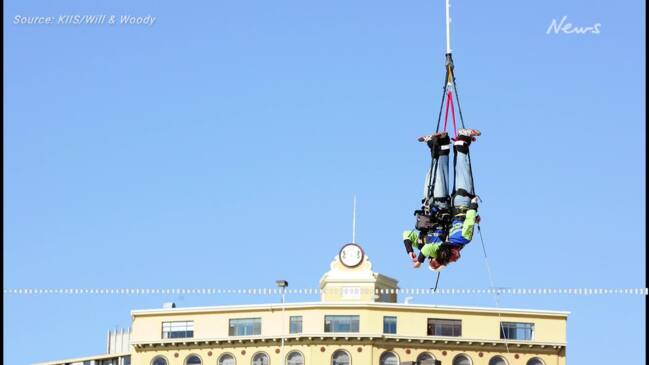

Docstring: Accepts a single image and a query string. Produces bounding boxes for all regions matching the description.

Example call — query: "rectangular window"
[289,316,303,334]
[229,318,262,336]
[98,360,117,365]
[500,322,534,340]
[427,318,462,337]
[383,316,397,334]
[162,321,194,339]
[324,315,360,332]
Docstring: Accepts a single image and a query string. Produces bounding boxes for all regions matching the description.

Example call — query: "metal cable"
[477,224,511,354]
[425,68,452,207]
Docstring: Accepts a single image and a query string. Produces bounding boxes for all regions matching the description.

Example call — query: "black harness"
[414,206,453,231]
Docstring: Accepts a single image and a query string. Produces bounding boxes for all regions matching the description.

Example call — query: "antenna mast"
[352,195,357,243]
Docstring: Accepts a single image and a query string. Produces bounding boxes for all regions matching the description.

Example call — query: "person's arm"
[414,243,441,268]
[420,243,441,260]
[404,241,414,254]
[461,199,479,241]
[402,230,419,255]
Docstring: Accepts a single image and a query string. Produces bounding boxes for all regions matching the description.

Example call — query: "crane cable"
[426,1,511,355]
[477,224,512,355]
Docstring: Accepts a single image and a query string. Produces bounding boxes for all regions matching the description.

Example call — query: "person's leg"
[452,131,479,208]
[422,133,451,211]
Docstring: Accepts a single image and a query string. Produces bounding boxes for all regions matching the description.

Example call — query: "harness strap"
[453,188,475,199]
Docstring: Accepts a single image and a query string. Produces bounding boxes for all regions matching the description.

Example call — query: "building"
[34,329,132,365]
[35,243,567,365]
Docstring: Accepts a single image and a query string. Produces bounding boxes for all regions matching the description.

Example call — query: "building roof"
[131,301,570,318]
[32,352,130,365]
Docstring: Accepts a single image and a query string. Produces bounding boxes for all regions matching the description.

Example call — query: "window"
[324,315,359,332]
[218,354,236,365]
[252,352,269,365]
[500,322,534,340]
[383,316,397,334]
[526,358,545,365]
[229,318,261,336]
[416,352,436,365]
[286,351,305,365]
[185,355,202,365]
[162,321,194,339]
[289,316,303,334]
[379,351,399,365]
[452,354,472,365]
[489,356,508,365]
[331,350,350,365]
[122,356,131,365]
[427,318,462,337]
[151,356,168,365]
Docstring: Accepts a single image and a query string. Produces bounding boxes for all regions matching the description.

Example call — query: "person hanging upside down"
[405,128,481,270]
[402,129,452,264]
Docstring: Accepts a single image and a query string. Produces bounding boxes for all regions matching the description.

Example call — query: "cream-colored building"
[35,244,567,365]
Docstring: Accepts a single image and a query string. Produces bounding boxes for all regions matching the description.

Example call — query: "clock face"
[339,243,364,268]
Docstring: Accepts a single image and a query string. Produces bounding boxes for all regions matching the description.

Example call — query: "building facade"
[35,244,567,365]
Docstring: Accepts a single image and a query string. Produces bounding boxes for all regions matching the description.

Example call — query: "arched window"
[252,352,270,365]
[286,351,305,365]
[151,357,168,365]
[331,350,350,365]
[526,358,545,365]
[379,351,399,365]
[416,352,436,365]
[185,355,202,365]
[489,356,508,365]
[452,354,472,365]
[219,354,236,365]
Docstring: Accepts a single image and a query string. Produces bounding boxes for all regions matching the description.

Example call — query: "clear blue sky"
[4,0,645,364]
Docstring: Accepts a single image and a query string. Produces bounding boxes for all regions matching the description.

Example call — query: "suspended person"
[408,128,481,270]
[402,130,453,264]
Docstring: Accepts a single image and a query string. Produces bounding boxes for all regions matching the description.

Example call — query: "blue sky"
[3,0,645,364]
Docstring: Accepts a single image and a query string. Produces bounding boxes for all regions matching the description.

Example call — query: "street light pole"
[275,280,288,364]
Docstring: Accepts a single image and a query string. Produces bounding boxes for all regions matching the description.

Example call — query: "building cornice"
[131,334,566,354]
[32,352,130,365]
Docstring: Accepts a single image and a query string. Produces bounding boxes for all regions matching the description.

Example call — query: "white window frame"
[285,350,305,365]
[452,353,473,365]
[161,321,194,339]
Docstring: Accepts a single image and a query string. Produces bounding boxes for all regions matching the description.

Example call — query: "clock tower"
[318,243,399,303]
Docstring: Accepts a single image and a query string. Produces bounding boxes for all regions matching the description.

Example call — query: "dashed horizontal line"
[3,288,648,296]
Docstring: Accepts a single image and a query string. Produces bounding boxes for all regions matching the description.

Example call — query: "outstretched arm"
[447,197,478,245]
[421,243,441,259]
[414,243,441,268]
[461,198,479,241]
[402,230,419,257]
